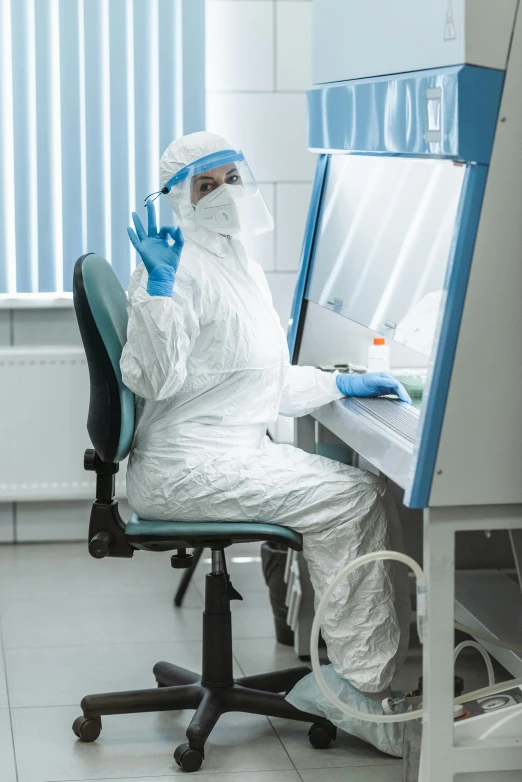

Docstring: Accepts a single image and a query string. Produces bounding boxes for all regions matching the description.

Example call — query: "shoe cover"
[286,664,405,758]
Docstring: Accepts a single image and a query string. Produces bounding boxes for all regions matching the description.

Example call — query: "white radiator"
[0,347,127,502]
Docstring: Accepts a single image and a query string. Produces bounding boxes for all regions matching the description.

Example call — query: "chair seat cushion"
[124,513,303,552]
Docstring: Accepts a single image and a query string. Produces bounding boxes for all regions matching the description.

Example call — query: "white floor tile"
[234,638,304,677]
[1,592,275,651]
[231,603,278,640]
[0,642,8,709]
[299,766,403,782]
[11,705,294,782]
[235,589,272,609]
[0,543,202,605]
[0,593,204,649]
[0,709,17,782]
[207,1,274,91]
[92,774,301,782]
[270,718,402,770]
[5,639,244,709]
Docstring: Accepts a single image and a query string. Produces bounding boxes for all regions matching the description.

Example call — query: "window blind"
[0,0,205,294]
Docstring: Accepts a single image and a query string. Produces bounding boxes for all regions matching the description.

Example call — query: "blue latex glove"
[336,372,412,404]
[128,199,184,297]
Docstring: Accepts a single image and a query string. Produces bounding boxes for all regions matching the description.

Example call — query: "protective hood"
[159,131,273,257]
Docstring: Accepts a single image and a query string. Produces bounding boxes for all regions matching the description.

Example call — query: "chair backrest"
[73,253,135,463]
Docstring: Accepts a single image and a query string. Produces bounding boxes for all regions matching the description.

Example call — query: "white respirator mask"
[193,183,243,236]
[158,148,274,239]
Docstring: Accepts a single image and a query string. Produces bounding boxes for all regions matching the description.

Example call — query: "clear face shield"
[160,150,274,238]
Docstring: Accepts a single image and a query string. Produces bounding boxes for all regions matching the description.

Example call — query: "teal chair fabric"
[75,254,135,462]
[126,513,303,550]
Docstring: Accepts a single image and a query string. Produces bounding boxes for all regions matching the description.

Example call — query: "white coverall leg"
[175,441,411,692]
[120,131,410,703]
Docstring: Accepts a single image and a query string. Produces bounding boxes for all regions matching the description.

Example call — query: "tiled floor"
[0,541,499,782]
[0,542,406,782]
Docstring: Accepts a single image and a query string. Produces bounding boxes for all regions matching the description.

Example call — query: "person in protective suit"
[121,131,412,756]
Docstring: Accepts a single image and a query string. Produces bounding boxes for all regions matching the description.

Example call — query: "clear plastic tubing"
[454,640,495,687]
[310,550,522,724]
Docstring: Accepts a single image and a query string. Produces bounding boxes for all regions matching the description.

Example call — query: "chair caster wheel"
[72,716,101,742]
[174,743,204,772]
[308,723,337,750]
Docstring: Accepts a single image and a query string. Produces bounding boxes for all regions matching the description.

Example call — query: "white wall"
[206,0,314,331]
[0,306,134,543]
[206,0,314,443]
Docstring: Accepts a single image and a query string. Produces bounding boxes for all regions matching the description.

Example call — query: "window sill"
[0,293,74,310]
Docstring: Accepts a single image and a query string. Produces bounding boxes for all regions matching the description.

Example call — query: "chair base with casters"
[73,452,337,773]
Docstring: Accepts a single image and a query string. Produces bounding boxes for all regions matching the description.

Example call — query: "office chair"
[71,253,336,773]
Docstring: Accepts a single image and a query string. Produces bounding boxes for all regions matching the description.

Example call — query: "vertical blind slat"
[84,0,109,262]
[125,0,136,281]
[11,0,38,292]
[158,0,179,228]
[0,0,17,292]
[59,0,84,292]
[133,0,158,222]
[35,0,61,292]
[0,0,205,294]
[182,0,205,135]
[109,0,132,288]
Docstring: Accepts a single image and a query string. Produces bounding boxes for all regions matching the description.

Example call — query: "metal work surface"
[312,398,414,490]
[345,398,419,445]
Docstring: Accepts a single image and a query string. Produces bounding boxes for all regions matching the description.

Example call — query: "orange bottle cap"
[373,337,386,345]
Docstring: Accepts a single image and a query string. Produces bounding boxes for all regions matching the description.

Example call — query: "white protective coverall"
[121,131,410,694]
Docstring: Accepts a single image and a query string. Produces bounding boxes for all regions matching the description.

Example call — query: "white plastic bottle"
[367,337,391,373]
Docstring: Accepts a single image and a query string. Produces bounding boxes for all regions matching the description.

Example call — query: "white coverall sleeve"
[245,257,343,418]
[120,269,200,401]
[279,363,344,418]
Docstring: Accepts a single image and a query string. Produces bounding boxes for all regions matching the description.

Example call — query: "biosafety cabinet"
[290,0,522,510]
[288,2,522,779]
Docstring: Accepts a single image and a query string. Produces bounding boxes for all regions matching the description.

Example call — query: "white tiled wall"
[206,1,274,92]
[276,183,312,271]
[207,0,314,443]
[206,0,314,333]
[276,1,313,90]
[206,92,313,181]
